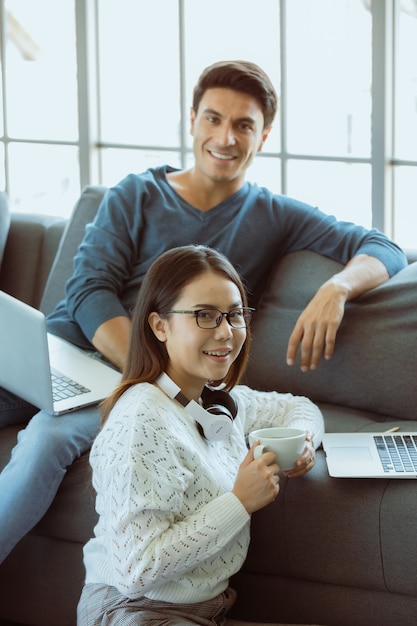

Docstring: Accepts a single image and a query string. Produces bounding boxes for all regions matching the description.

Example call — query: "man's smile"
[208,150,236,161]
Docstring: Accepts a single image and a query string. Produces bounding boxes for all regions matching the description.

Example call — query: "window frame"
[0,0,415,245]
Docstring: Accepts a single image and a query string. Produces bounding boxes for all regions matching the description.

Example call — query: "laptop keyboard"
[374,434,417,473]
[51,368,91,402]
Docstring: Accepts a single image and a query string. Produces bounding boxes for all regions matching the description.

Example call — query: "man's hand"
[286,281,347,371]
[286,254,389,371]
[92,316,132,371]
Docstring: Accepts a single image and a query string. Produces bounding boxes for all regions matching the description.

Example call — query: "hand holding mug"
[232,443,280,514]
[248,427,313,476]
[284,434,316,478]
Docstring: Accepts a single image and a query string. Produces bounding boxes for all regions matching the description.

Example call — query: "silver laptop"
[0,290,121,415]
[322,432,417,479]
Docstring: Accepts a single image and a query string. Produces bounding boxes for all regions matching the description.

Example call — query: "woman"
[77,245,324,625]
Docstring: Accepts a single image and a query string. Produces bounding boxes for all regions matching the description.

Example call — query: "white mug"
[248,427,306,471]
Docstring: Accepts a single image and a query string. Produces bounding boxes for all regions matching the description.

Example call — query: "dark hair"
[192,60,278,129]
[101,245,251,423]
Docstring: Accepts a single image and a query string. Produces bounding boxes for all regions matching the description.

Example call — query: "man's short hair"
[192,60,278,128]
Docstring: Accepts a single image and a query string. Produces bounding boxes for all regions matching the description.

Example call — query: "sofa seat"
[2,414,417,626]
[1,188,416,626]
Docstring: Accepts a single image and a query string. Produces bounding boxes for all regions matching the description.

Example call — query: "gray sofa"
[0,186,417,626]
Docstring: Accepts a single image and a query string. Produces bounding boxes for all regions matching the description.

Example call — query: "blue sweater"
[47,165,407,351]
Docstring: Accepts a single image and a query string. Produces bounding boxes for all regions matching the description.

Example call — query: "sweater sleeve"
[64,179,140,341]
[234,385,325,449]
[268,193,407,278]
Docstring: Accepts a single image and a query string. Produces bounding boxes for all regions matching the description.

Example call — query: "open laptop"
[0,290,121,415]
[322,432,417,479]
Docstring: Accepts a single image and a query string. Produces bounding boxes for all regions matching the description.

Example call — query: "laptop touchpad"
[329,446,372,462]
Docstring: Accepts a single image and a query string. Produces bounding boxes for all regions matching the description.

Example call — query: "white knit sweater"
[83,383,324,603]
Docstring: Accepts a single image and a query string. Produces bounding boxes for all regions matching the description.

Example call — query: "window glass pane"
[5,0,78,140]
[184,151,195,170]
[247,156,281,195]
[393,166,417,249]
[100,149,182,188]
[395,2,417,159]
[98,0,180,147]
[0,145,4,190]
[8,143,80,216]
[183,0,281,153]
[0,61,3,137]
[287,161,372,228]
[286,0,371,158]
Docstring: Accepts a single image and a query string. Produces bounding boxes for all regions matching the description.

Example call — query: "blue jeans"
[0,386,100,563]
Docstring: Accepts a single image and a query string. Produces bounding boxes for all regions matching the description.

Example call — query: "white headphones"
[156,372,237,441]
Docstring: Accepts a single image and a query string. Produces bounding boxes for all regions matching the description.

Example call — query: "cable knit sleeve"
[85,384,250,602]
[233,385,325,449]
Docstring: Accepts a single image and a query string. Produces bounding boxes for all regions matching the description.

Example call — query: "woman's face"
[149,271,246,400]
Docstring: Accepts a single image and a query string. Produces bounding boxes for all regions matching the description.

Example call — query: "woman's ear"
[148,312,168,343]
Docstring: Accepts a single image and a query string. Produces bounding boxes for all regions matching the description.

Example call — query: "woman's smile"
[203,348,233,362]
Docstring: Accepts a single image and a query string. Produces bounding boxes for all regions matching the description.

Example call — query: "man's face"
[190,87,271,187]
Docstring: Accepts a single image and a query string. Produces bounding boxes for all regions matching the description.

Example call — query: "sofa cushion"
[40,185,108,316]
[245,251,417,421]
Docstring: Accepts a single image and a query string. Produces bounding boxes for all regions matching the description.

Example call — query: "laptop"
[0,290,121,415]
[322,432,417,479]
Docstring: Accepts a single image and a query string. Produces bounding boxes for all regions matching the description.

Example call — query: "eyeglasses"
[166,307,255,329]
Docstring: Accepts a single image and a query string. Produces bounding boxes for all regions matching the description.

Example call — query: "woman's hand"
[284,435,315,478]
[232,441,280,514]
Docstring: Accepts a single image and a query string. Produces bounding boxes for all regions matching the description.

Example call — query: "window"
[284,0,372,226]
[392,0,417,247]
[2,0,79,215]
[0,0,416,249]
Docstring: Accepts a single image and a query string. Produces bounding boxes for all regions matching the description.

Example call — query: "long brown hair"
[101,245,252,423]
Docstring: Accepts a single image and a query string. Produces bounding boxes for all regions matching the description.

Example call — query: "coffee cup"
[248,427,306,471]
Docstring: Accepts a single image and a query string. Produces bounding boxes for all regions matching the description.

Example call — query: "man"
[0,60,407,563]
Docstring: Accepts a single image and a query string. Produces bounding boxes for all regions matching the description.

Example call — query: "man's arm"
[286,254,390,372]
[92,316,132,371]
